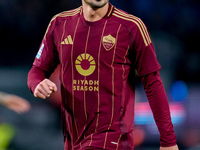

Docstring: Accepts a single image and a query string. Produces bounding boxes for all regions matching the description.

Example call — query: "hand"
[160,145,179,150]
[34,79,57,99]
[3,94,31,114]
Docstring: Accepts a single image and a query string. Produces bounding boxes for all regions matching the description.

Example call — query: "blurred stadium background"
[0,0,200,149]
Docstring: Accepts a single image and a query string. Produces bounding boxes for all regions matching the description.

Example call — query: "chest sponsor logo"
[73,80,98,92]
[74,53,98,92]
[75,53,96,76]
[61,35,73,45]
[102,34,116,51]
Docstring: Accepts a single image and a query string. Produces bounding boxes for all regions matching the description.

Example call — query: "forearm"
[27,66,51,93]
[141,71,177,147]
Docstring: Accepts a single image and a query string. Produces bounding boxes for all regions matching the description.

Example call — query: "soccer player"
[0,91,30,114]
[27,0,179,149]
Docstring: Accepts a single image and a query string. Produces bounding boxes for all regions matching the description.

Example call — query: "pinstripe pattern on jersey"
[65,109,74,149]
[57,8,82,149]
[103,24,122,149]
[113,8,152,47]
[84,27,91,123]
[96,21,108,133]
[80,27,91,149]
[60,20,75,150]
[88,20,108,147]
[71,18,81,139]
[116,134,122,150]
[44,7,81,40]
[122,46,130,80]
[113,45,130,150]
[60,20,75,149]
[60,20,67,88]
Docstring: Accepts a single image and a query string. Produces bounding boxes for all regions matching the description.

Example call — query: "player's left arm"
[141,71,178,149]
[131,18,178,148]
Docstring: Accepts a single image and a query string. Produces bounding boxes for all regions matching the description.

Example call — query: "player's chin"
[91,1,108,8]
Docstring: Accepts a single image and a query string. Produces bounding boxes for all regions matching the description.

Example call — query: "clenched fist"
[34,79,57,99]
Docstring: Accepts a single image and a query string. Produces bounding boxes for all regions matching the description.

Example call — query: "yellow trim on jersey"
[44,7,81,40]
[107,5,114,17]
[88,20,108,147]
[116,134,122,150]
[84,27,91,122]
[114,8,152,45]
[60,20,74,149]
[103,24,122,149]
[60,20,67,86]
[71,18,81,138]
[122,46,130,80]
[113,9,151,46]
[52,7,81,19]
[54,8,81,18]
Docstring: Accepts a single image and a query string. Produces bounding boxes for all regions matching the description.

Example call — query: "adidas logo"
[61,35,73,45]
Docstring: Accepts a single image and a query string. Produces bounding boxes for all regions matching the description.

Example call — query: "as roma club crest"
[102,34,116,51]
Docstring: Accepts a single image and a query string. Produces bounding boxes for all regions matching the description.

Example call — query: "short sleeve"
[33,18,59,72]
[131,19,161,76]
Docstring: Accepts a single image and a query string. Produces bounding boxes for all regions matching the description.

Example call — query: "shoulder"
[112,7,152,46]
[112,7,146,30]
[50,7,82,25]
[44,7,81,38]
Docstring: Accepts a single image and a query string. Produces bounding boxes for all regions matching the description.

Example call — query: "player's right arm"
[28,16,59,99]
[28,66,57,99]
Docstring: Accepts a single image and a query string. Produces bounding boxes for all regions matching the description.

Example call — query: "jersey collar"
[79,3,114,21]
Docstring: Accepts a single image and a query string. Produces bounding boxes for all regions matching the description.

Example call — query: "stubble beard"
[84,0,109,9]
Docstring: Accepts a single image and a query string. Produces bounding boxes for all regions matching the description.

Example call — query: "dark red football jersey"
[33,3,161,149]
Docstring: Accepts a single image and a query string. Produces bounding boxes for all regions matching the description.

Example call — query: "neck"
[82,1,109,22]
